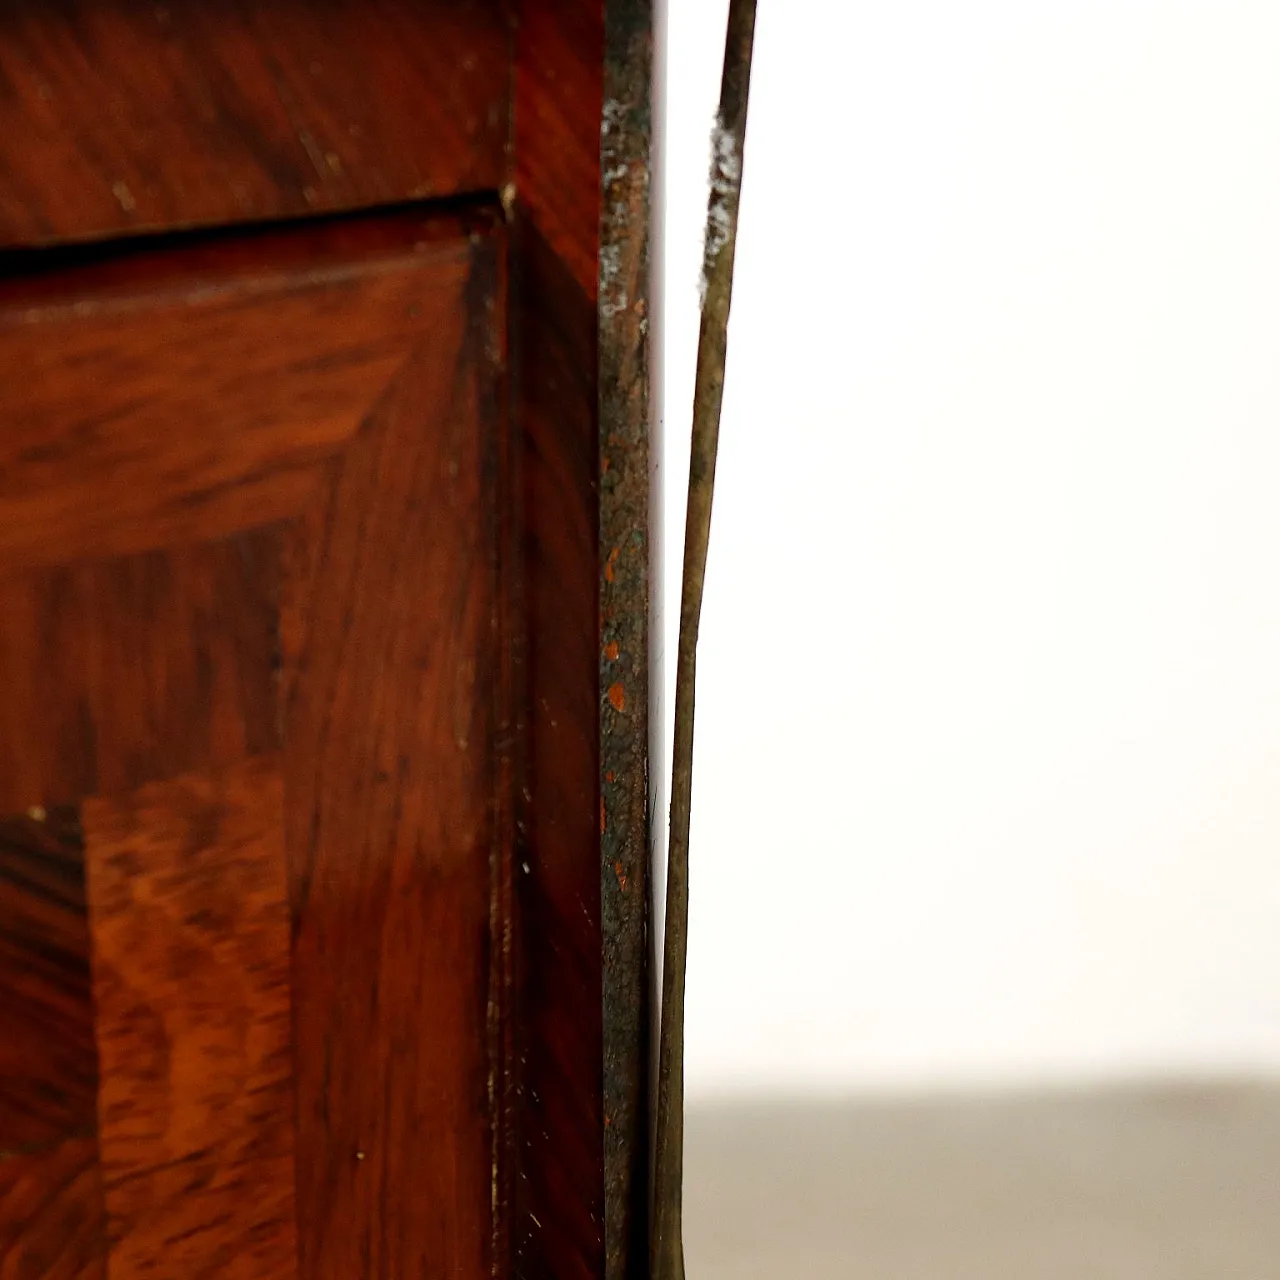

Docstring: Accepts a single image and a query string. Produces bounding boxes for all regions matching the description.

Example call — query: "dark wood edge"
[0,197,498,309]
[507,2,605,1268]
[599,3,657,1278]
[504,1,655,1274]
[489,223,519,1280]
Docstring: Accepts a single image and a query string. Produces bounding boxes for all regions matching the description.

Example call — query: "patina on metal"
[652,4,758,1279]
[599,3,658,1278]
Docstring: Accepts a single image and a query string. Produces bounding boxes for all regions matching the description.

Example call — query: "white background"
[662,1,1280,1099]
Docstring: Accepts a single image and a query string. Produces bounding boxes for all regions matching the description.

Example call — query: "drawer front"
[0,0,508,249]
[0,209,507,1279]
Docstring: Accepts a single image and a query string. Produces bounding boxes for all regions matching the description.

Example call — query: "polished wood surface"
[0,217,476,574]
[0,0,507,248]
[282,229,502,1280]
[512,4,607,1277]
[0,537,279,814]
[0,211,507,1279]
[0,2,658,1273]
[85,760,295,1279]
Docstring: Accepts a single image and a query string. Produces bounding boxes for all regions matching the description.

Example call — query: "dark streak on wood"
[0,1136,107,1280]
[511,3,607,1274]
[513,222,604,1280]
[0,808,97,1153]
[489,230,521,1280]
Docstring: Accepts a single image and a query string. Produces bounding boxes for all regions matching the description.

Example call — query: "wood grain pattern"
[0,0,506,248]
[514,2,605,299]
[83,758,295,1280]
[0,1137,106,1280]
[283,228,505,1280]
[0,214,479,575]
[513,225,605,1280]
[512,4,607,1276]
[0,533,279,815]
[0,809,95,1152]
[0,207,514,1275]
[0,16,650,1257]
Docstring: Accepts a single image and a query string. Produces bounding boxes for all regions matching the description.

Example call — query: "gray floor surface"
[684,1084,1280,1278]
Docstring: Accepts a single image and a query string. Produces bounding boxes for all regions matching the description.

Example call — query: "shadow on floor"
[684,1082,1280,1279]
